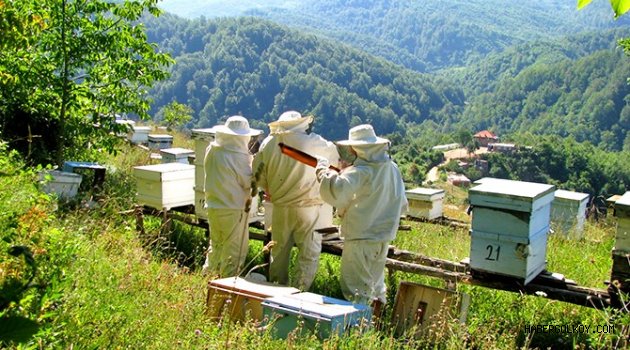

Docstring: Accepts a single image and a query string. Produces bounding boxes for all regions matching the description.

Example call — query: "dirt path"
[424,147,488,184]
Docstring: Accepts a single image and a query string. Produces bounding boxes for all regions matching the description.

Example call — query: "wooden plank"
[387,249,467,273]
[133,207,617,311]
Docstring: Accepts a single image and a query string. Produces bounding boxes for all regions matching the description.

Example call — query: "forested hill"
[446,29,630,151]
[144,11,630,149]
[160,0,629,72]
[145,15,465,140]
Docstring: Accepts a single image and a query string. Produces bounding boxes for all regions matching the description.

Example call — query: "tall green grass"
[1,139,629,349]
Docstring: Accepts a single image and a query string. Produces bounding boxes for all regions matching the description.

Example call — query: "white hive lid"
[617,191,630,208]
[469,179,555,212]
[160,147,194,156]
[554,189,589,202]
[406,187,445,200]
[148,134,173,140]
[263,292,369,318]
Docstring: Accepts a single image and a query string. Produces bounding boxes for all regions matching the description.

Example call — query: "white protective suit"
[317,135,407,304]
[253,113,339,290]
[203,124,257,277]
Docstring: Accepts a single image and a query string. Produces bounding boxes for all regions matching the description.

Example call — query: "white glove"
[315,156,330,182]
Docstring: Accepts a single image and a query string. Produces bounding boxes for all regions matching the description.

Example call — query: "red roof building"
[474,130,498,147]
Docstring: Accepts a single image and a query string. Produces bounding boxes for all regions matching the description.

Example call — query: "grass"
[1,139,629,349]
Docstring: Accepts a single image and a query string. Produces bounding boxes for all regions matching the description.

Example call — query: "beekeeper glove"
[315,156,330,182]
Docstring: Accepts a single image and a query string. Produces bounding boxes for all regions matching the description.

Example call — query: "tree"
[0,0,173,165]
[578,0,630,18]
[159,102,193,131]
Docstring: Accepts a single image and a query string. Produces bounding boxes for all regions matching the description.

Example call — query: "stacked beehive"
[469,178,555,284]
[611,192,630,293]
[550,189,589,238]
[191,128,216,220]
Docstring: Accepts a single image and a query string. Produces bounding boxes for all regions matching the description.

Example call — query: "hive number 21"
[485,244,500,261]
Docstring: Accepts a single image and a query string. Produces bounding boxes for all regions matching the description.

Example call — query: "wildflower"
[535,291,547,297]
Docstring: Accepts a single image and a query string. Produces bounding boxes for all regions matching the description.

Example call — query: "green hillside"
[250,0,629,72]
[144,14,630,151]
[145,16,464,140]
[449,30,630,151]
[1,138,627,349]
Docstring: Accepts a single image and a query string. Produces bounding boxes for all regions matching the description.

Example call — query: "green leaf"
[0,316,40,344]
[577,0,593,10]
[611,0,630,17]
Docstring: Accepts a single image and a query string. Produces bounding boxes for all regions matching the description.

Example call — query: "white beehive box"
[614,191,630,251]
[115,119,135,137]
[160,147,194,164]
[469,179,555,238]
[469,179,555,284]
[206,276,299,322]
[261,292,371,339]
[551,189,589,237]
[405,187,445,220]
[133,163,194,210]
[39,170,82,199]
[127,125,151,144]
[147,134,173,150]
[191,128,216,194]
[469,228,547,284]
[191,128,216,163]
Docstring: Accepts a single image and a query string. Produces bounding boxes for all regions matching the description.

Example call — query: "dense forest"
[145,15,465,140]
[144,14,630,151]
[160,0,630,72]
[449,29,630,151]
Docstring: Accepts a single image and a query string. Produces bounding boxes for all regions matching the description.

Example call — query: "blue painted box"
[261,292,372,339]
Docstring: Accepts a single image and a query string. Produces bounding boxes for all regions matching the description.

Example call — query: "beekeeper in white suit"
[253,111,339,290]
[316,124,407,307]
[203,115,262,277]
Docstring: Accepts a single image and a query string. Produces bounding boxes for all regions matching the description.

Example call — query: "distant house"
[487,142,516,153]
[474,130,498,147]
[447,173,471,187]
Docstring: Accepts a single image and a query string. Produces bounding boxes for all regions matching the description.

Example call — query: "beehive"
[405,187,445,220]
[470,228,547,284]
[127,125,151,144]
[160,147,194,164]
[614,191,630,251]
[551,189,589,237]
[261,292,371,339]
[147,134,173,150]
[468,178,555,284]
[191,128,216,216]
[133,163,194,210]
[206,277,299,322]
[39,170,82,199]
[191,128,215,165]
[391,281,469,338]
